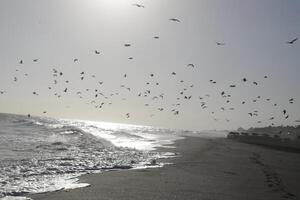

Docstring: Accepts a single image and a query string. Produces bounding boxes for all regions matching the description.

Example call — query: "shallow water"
[0,113,184,199]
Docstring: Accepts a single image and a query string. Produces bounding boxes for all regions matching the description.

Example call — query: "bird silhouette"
[95,50,100,54]
[169,18,181,22]
[187,64,195,68]
[132,3,145,8]
[286,38,297,44]
[216,42,225,46]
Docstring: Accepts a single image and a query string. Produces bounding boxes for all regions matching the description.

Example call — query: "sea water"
[0,113,185,199]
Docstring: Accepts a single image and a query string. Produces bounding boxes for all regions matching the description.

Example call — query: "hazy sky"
[0,0,299,130]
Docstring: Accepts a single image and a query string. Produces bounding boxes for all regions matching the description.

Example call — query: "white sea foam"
[0,114,183,199]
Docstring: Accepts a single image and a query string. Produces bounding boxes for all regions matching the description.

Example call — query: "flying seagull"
[187,64,195,68]
[132,3,144,8]
[95,50,100,54]
[169,18,181,22]
[216,42,225,46]
[286,38,297,44]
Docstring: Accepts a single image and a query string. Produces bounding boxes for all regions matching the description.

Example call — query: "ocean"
[0,113,185,199]
[0,113,227,199]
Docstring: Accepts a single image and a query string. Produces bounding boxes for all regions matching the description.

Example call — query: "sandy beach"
[29,136,300,200]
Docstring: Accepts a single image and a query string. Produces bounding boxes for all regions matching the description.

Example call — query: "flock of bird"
[0,2,299,128]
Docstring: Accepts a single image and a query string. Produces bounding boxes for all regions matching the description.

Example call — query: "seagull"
[169,18,181,22]
[33,59,38,62]
[253,81,258,85]
[124,44,131,47]
[283,109,287,115]
[132,3,145,8]
[74,59,78,62]
[187,64,195,68]
[126,113,130,118]
[216,42,225,46]
[154,36,159,39]
[286,38,297,44]
[95,50,100,54]
[171,72,176,75]
[229,85,236,88]
[128,57,133,60]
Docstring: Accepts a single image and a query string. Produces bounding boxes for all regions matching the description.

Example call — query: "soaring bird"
[74,58,78,62]
[187,64,195,68]
[33,59,38,62]
[95,50,100,54]
[216,42,225,46]
[169,18,181,22]
[171,72,176,75]
[132,3,145,8]
[286,38,297,44]
[253,81,258,85]
[126,113,130,118]
[124,44,131,47]
[154,36,159,39]
[283,109,287,115]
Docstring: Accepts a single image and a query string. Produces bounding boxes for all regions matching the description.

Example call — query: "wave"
[0,113,182,199]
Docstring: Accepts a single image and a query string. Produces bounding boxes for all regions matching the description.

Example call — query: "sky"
[0,0,299,131]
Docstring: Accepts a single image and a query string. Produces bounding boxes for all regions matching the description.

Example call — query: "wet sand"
[29,137,300,200]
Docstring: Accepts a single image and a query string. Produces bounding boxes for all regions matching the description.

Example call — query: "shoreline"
[29,136,300,200]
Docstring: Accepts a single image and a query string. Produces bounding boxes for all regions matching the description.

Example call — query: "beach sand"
[29,137,300,200]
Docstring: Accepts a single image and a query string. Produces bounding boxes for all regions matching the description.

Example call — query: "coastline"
[29,136,300,200]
